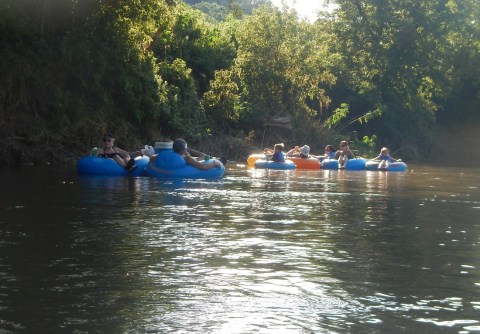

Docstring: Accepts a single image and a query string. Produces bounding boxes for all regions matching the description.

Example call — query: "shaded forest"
[1,0,479,165]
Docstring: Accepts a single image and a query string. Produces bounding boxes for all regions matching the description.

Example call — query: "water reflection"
[0,165,479,333]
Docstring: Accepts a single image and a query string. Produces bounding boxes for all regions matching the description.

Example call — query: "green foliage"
[362,135,377,148]
[324,103,350,129]
[184,0,273,16]
[156,58,207,138]
[147,3,237,138]
[0,0,172,163]
[325,0,480,157]
[207,5,337,141]
[150,4,236,94]
[202,69,244,126]
[358,134,377,157]
[1,0,479,164]
[191,2,229,22]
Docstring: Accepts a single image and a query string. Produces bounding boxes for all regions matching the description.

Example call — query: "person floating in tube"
[145,138,222,170]
[94,133,138,174]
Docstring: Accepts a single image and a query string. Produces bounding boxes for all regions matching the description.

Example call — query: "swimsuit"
[98,147,121,159]
[336,151,354,159]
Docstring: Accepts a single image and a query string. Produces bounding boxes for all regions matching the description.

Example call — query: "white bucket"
[154,141,173,153]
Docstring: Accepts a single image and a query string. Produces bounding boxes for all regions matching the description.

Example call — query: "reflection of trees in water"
[325,168,480,330]
[4,166,479,332]
[363,171,403,223]
[74,176,230,332]
[78,176,142,211]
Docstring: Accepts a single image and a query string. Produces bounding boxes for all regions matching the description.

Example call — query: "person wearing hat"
[95,133,138,173]
[286,144,311,159]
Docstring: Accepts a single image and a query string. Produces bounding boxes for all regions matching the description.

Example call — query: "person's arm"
[263,148,274,155]
[187,147,206,160]
[115,147,131,159]
[285,146,300,157]
[129,149,144,158]
[184,153,221,170]
[263,148,274,160]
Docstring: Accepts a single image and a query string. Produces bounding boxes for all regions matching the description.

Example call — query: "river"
[0,163,479,333]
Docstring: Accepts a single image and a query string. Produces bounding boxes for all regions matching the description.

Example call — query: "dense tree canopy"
[202,5,337,144]
[324,0,480,156]
[0,0,479,164]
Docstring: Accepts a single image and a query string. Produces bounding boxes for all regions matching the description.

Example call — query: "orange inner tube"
[247,154,265,167]
[288,157,320,170]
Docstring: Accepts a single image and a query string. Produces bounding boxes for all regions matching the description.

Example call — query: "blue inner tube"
[254,159,296,170]
[77,156,149,176]
[345,158,366,170]
[321,158,367,170]
[145,151,225,179]
[364,160,379,171]
[321,158,338,170]
[365,160,407,172]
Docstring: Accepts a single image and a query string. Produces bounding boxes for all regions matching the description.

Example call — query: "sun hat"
[300,145,310,156]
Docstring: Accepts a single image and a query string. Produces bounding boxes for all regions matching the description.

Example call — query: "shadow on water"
[0,164,479,333]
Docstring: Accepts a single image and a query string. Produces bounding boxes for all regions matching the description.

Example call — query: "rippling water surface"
[0,164,479,333]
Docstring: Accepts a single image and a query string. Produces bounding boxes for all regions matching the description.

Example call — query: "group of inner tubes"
[77,135,225,178]
[248,140,407,171]
[77,135,407,178]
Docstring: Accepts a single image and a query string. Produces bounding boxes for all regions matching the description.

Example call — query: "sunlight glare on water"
[0,164,479,333]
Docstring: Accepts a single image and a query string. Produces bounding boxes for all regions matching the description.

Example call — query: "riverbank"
[2,121,479,168]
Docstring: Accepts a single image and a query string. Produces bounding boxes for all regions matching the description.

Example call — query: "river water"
[0,163,479,333]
